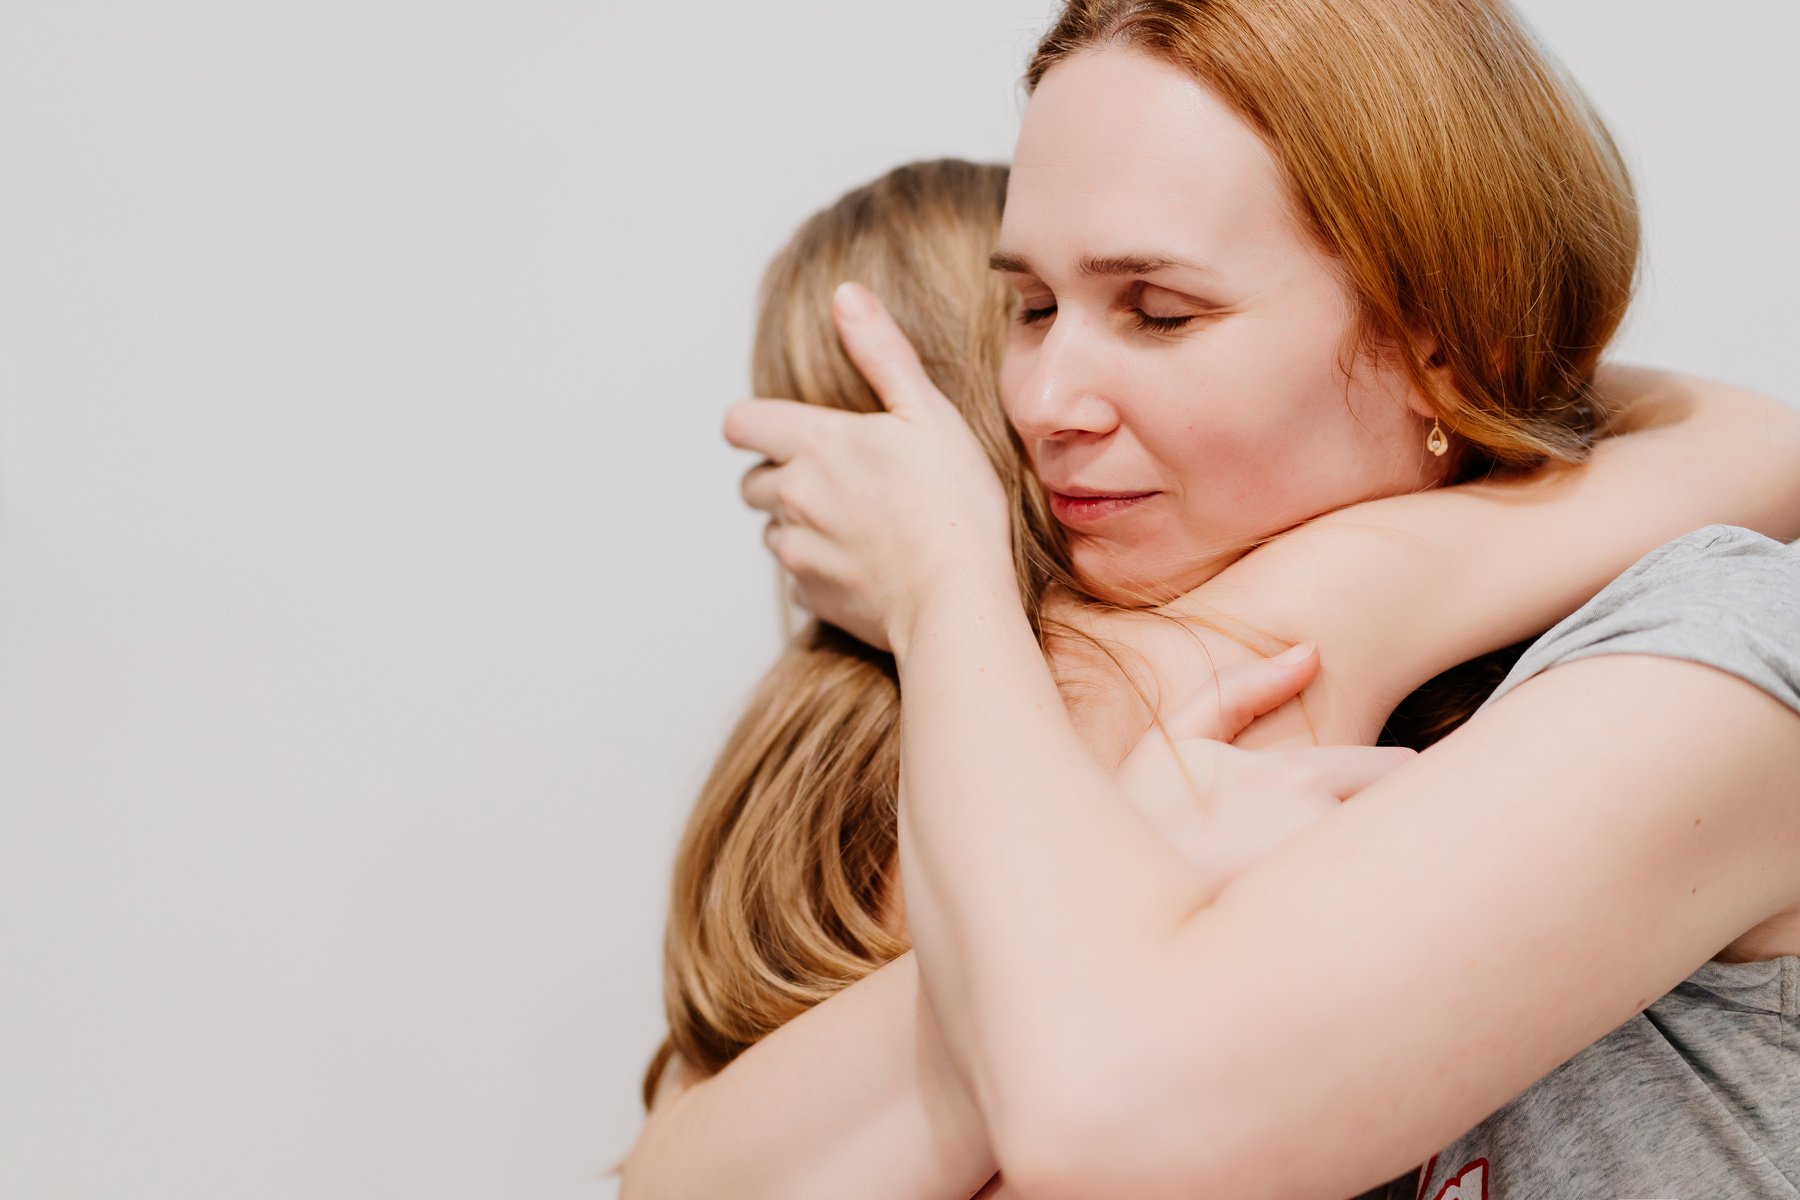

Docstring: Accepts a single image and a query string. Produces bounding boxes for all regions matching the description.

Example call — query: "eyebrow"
[988,251,1209,278]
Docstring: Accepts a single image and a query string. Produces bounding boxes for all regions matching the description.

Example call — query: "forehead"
[1003,47,1298,272]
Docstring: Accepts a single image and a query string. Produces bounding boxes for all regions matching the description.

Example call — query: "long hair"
[1028,0,1639,479]
[644,160,1077,1103]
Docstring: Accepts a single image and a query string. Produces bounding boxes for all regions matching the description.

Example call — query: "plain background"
[1,2,1795,1196]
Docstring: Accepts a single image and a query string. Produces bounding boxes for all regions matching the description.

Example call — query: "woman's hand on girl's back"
[1114,641,1416,897]
[726,283,1015,652]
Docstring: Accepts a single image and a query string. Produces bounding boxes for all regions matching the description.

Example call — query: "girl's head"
[1000,0,1638,597]
[649,160,1069,1104]
[755,157,1070,608]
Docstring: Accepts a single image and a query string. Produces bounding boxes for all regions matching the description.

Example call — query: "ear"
[1350,317,1449,423]
[1402,336,1454,422]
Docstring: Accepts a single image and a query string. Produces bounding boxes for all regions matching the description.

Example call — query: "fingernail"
[1274,640,1316,665]
[835,281,874,320]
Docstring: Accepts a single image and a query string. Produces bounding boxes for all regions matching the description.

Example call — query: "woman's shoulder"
[1483,525,1800,715]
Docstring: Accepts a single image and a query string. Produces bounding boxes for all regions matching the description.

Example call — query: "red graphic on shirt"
[1431,1158,1489,1200]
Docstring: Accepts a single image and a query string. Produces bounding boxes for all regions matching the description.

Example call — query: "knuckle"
[775,535,816,577]
[774,545,806,579]
[1221,697,1257,731]
[721,405,749,445]
[773,480,809,524]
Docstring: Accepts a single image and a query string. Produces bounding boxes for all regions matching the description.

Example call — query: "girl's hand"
[1114,642,1416,897]
[724,283,1013,652]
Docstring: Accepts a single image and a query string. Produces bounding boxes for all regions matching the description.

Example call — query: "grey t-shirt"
[1372,525,1800,1200]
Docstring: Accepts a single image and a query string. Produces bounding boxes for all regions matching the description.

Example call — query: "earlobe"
[1402,341,1458,466]
[1403,339,1453,422]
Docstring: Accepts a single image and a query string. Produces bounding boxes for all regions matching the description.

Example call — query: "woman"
[633,142,1795,1200]
[705,2,1800,1200]
[641,158,1794,1110]
[669,2,1800,1200]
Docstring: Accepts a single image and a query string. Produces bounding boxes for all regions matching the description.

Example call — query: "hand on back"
[1114,641,1416,897]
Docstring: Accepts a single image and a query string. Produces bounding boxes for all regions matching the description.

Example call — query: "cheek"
[1190,322,1365,451]
[1139,351,1364,514]
[1132,346,1326,466]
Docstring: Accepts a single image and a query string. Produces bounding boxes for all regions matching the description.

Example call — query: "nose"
[1004,315,1121,444]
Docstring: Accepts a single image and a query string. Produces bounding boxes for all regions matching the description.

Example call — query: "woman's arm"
[621,649,1375,1200]
[730,290,1800,1197]
[892,574,1800,1199]
[1192,365,1800,737]
[621,952,1002,1200]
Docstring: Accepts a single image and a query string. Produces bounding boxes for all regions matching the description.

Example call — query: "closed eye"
[1128,281,1208,334]
[1133,311,1194,333]
[1018,303,1057,326]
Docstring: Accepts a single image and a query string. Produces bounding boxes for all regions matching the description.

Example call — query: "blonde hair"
[643,160,1077,1103]
[1029,0,1639,478]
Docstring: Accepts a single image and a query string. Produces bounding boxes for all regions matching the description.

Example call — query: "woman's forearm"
[891,576,1214,1171]
[620,952,999,1200]
[894,607,1800,1198]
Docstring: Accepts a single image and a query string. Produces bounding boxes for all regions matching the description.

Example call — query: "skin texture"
[995,49,1446,600]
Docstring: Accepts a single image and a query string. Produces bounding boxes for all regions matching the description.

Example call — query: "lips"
[1047,488,1158,526]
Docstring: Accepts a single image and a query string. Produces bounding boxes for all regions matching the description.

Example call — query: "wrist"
[888,558,1026,662]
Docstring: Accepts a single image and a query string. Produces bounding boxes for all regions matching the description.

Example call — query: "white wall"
[0,2,1793,1197]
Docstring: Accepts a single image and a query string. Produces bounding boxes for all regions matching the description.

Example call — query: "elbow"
[976,1003,1347,1200]
[1693,381,1800,542]
[615,1161,652,1200]
[989,1101,1130,1200]
[995,1112,1241,1200]
[981,1031,1138,1199]
[982,1039,1242,1200]
[1757,398,1800,542]
[996,1107,1304,1200]
[1771,397,1800,508]
[616,1139,671,1200]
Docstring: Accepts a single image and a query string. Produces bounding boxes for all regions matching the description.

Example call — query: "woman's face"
[996,48,1443,599]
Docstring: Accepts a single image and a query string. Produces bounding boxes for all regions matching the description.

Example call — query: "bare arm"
[891,579,1800,1199]
[620,649,1357,1200]
[1194,366,1800,737]
[620,952,1001,1200]
[721,296,1800,1197]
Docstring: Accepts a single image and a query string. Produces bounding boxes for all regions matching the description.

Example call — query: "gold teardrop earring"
[1426,418,1448,458]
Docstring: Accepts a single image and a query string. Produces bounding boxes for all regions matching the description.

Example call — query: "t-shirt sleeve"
[1480,524,1800,717]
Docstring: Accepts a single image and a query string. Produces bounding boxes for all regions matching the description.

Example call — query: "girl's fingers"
[741,460,780,514]
[722,398,844,463]
[831,283,950,421]
[1162,642,1321,744]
